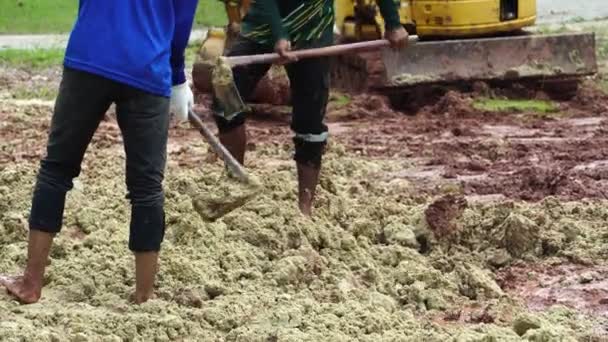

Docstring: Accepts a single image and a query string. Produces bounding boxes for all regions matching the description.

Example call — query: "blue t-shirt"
[64,0,199,97]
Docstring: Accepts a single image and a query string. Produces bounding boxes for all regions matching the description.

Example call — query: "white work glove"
[169,82,194,124]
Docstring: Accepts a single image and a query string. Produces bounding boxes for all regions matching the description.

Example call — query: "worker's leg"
[212,36,272,164]
[0,67,113,304]
[285,57,330,216]
[115,84,170,304]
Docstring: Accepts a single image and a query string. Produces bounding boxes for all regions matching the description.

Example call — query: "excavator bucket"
[379,32,598,89]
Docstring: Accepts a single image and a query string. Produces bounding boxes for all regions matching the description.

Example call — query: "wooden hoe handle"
[226,39,392,67]
[188,110,250,183]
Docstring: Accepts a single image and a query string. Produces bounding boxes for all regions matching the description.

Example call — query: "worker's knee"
[125,174,166,251]
[29,181,67,234]
[126,174,164,207]
[124,149,165,207]
[28,161,77,233]
[129,205,165,252]
[293,136,327,168]
[126,181,164,218]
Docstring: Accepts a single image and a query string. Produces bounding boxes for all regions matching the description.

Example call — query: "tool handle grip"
[226,39,391,66]
[188,110,250,182]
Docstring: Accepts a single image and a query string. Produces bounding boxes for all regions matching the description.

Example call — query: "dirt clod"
[501,213,540,257]
[513,313,542,336]
[424,194,467,237]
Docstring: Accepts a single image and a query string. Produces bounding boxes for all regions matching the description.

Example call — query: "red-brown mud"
[5,79,608,203]
[2,78,608,339]
[498,262,608,318]
[196,82,608,202]
[424,194,468,237]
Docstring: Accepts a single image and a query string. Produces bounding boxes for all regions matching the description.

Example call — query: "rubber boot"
[297,162,321,216]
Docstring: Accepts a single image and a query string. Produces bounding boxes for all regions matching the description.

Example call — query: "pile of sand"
[1,138,607,341]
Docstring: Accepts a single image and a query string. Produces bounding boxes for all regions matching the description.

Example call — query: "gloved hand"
[170,82,194,124]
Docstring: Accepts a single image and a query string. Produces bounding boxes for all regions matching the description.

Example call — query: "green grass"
[569,16,587,24]
[586,24,608,60]
[535,24,570,35]
[534,21,608,61]
[0,40,206,69]
[185,40,203,66]
[473,98,559,114]
[596,77,608,94]
[330,93,352,107]
[10,85,57,100]
[0,0,226,34]
[0,48,64,69]
[0,0,77,33]
[194,1,227,28]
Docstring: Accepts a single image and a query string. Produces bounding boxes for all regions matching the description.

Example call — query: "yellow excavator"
[336,0,536,39]
[192,0,597,104]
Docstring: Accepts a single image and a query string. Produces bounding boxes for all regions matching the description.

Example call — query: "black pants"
[213,36,329,166]
[29,67,170,252]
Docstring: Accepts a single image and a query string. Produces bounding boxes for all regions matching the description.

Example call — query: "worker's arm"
[252,0,289,43]
[376,0,408,49]
[376,0,402,30]
[171,0,199,86]
[224,0,243,24]
[170,0,198,123]
[253,0,296,63]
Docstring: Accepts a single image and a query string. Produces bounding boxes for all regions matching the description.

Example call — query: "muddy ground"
[2,22,608,342]
[202,80,608,203]
[1,76,608,341]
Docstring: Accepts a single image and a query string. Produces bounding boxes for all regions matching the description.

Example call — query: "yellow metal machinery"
[192,0,597,104]
[198,0,540,51]
[193,0,250,93]
[335,0,537,40]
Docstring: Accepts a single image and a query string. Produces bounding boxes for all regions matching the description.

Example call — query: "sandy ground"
[2,12,608,342]
[2,72,608,341]
[2,79,608,340]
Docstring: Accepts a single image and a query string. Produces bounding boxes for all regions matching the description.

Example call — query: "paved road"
[0,29,208,50]
[0,0,607,50]
[537,0,608,24]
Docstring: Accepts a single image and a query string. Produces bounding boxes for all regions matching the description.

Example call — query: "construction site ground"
[1,19,608,341]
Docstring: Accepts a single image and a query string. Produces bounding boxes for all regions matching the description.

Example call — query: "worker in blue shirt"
[0,0,199,305]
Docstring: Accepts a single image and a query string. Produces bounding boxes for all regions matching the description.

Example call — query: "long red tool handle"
[188,109,250,183]
[226,39,391,67]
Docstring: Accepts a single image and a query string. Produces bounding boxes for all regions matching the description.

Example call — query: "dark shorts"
[212,35,330,144]
[29,66,170,252]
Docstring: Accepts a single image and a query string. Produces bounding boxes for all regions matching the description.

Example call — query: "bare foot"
[0,275,42,304]
[299,204,312,217]
[298,189,313,217]
[129,291,156,304]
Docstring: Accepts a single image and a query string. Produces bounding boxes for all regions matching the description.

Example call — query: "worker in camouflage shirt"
[213,0,408,216]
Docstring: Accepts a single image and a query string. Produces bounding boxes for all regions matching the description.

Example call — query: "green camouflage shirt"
[240,0,401,48]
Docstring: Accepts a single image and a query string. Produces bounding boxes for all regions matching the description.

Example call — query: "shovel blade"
[212,80,248,121]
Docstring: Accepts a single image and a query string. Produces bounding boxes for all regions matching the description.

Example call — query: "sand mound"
[1,139,607,340]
